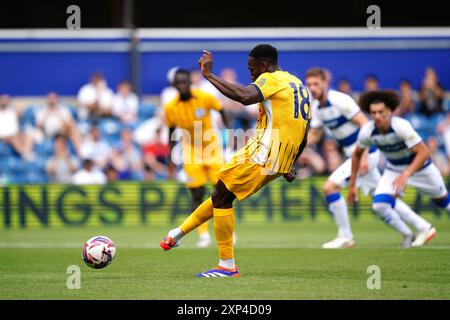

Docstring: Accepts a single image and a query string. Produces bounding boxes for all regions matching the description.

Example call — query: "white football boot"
[322,237,355,249]
[412,226,436,247]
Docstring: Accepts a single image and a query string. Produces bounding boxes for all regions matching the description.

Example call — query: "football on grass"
[82,236,116,269]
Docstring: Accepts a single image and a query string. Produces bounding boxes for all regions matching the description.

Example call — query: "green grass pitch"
[1,219,450,299]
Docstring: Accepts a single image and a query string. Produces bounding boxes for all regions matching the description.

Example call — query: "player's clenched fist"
[198,50,213,77]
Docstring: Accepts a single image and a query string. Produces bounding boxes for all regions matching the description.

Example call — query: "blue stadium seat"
[0,142,14,157]
[20,105,37,127]
[99,118,122,137]
[105,134,121,146]
[67,105,79,122]
[34,138,54,157]
[138,103,156,121]
[25,171,47,184]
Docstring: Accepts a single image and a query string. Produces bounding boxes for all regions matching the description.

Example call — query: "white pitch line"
[0,242,449,250]
[0,242,313,249]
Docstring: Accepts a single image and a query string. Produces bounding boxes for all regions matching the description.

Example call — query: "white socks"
[394,198,432,232]
[372,202,413,236]
[219,258,236,269]
[327,194,353,239]
[168,227,185,242]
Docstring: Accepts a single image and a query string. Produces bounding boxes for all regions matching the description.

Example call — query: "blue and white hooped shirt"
[310,89,365,157]
[357,116,431,171]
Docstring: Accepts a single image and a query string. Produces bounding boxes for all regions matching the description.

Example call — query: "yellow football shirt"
[164,89,223,165]
[245,70,310,173]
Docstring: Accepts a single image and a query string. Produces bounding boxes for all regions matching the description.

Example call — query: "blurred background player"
[305,67,424,249]
[349,90,443,247]
[161,44,310,277]
[306,67,379,248]
[163,68,228,248]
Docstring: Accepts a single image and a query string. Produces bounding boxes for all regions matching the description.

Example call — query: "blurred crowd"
[0,67,449,185]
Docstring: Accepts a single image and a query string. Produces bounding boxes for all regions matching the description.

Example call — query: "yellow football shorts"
[217,153,282,201]
[184,163,222,189]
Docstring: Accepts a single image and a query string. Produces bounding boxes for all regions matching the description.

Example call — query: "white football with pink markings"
[82,236,116,269]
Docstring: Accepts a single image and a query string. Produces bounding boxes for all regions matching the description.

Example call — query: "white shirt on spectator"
[36,105,72,137]
[112,92,139,122]
[0,107,19,139]
[77,81,114,112]
[80,138,111,168]
[73,168,107,185]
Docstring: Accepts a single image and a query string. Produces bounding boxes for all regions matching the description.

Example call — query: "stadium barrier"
[1,177,449,228]
[1,28,449,96]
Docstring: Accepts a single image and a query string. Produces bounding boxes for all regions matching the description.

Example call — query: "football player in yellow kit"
[161,44,310,277]
[164,68,228,248]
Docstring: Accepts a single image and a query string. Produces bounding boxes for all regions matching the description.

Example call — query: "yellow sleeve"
[163,105,176,128]
[204,92,223,111]
[251,73,279,101]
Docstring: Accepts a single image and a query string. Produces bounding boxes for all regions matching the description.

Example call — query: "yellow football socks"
[213,207,235,260]
[180,197,213,234]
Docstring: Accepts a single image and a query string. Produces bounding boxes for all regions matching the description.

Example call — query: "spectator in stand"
[46,134,79,183]
[142,126,169,180]
[419,67,445,116]
[364,74,379,92]
[160,67,179,107]
[394,79,434,140]
[323,68,333,85]
[79,124,111,170]
[77,72,114,120]
[36,92,81,155]
[104,163,119,182]
[112,80,139,125]
[437,114,450,166]
[73,158,107,185]
[322,138,344,174]
[0,94,35,161]
[191,69,219,96]
[394,80,416,117]
[294,145,326,179]
[337,78,353,99]
[427,136,450,176]
[109,127,143,180]
[216,68,258,131]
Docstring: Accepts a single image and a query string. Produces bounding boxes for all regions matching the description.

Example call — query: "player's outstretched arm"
[348,146,365,205]
[198,50,261,106]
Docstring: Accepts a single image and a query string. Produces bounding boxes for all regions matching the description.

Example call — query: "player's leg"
[211,180,236,268]
[371,169,415,247]
[160,165,213,250]
[196,179,240,277]
[207,163,237,245]
[189,186,212,248]
[322,159,354,248]
[359,157,430,241]
[196,162,281,277]
[407,163,446,246]
[161,197,214,250]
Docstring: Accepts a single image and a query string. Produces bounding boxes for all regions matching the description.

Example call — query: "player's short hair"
[359,90,400,112]
[305,67,326,80]
[249,44,278,64]
[173,68,191,81]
